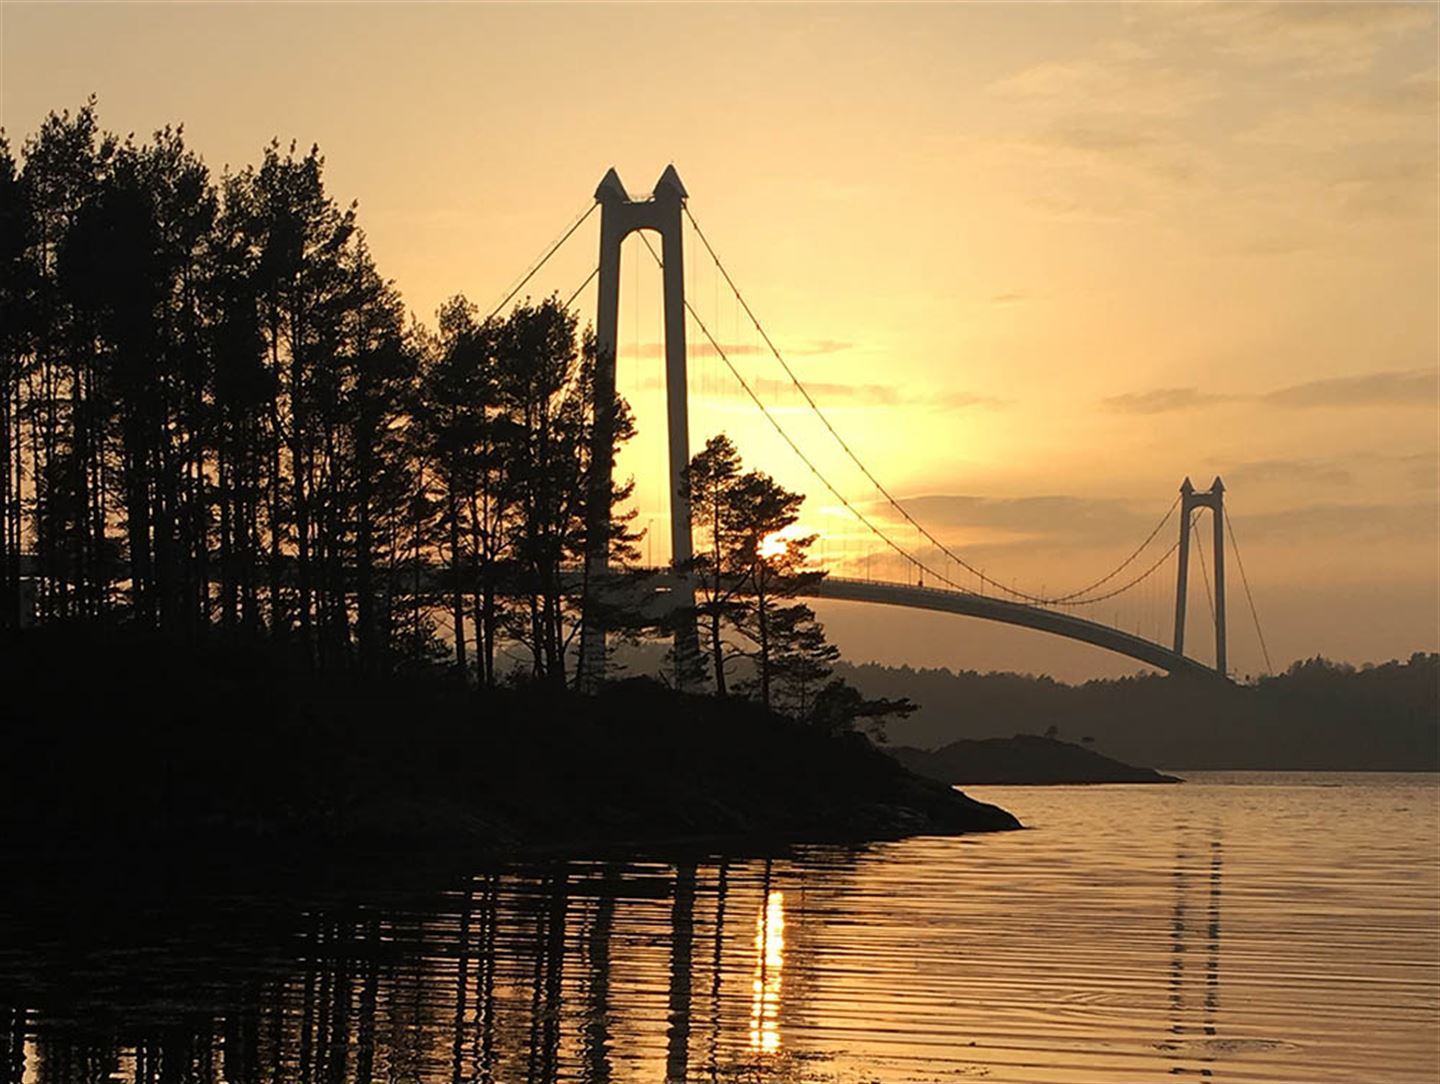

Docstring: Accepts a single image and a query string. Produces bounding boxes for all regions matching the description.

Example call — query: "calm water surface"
[2,773,1436,1083]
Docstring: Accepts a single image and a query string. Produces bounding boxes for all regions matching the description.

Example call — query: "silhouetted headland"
[1,628,1018,867]
[890,734,1181,785]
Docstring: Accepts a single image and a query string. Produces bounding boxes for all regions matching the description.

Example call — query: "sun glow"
[749,890,786,1053]
[758,524,811,561]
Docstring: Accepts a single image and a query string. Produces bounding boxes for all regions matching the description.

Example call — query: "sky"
[3,2,1436,681]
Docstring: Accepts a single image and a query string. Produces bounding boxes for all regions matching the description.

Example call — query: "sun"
[758,524,812,561]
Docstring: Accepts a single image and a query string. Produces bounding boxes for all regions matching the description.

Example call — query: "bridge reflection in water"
[0,854,832,1084]
[7,777,1436,1084]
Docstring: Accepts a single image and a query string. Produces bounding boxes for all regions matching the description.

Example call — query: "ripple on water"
[0,773,1436,1084]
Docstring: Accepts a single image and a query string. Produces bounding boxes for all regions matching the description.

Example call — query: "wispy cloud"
[1220,458,1354,487]
[631,372,1001,411]
[876,493,1163,554]
[938,391,1008,411]
[1103,369,1436,414]
[1400,452,1438,491]
[629,338,853,360]
[1166,1,1435,76]
[1262,368,1436,408]
[1102,388,1235,414]
[869,492,1437,560]
[1223,500,1437,544]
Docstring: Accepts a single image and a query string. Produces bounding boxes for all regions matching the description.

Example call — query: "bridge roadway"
[610,568,1222,679]
[13,556,1221,677]
[801,575,1221,679]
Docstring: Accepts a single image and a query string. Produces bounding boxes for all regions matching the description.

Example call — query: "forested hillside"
[839,654,1438,770]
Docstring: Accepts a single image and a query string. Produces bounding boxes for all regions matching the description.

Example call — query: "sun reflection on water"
[749,889,785,1053]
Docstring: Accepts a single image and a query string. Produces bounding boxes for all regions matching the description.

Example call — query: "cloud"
[1015,117,1203,188]
[1102,388,1235,414]
[1224,500,1437,544]
[629,338,852,360]
[1220,458,1354,487]
[1400,452,1438,491]
[627,372,997,410]
[780,380,902,405]
[1168,2,1435,75]
[937,392,1007,411]
[1262,368,1436,408]
[991,45,1213,118]
[1328,158,1438,219]
[989,292,1027,305]
[1102,370,1437,414]
[1239,72,1438,152]
[878,493,1166,554]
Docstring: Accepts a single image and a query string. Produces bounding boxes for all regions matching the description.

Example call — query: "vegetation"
[0,102,648,688]
[840,653,1440,771]
[0,627,1019,853]
[0,102,910,741]
[680,434,911,732]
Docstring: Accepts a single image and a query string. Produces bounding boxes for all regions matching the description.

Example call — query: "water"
[1,773,1436,1083]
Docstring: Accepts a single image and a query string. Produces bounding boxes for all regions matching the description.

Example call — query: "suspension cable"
[483,202,598,323]
[1225,509,1274,676]
[1049,537,1182,607]
[684,204,1175,606]
[635,233,960,590]
[564,266,599,311]
[641,230,1179,618]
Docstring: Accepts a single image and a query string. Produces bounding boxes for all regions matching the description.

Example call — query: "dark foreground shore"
[1,630,1018,865]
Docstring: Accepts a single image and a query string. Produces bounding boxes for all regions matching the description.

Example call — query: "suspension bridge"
[492,166,1271,686]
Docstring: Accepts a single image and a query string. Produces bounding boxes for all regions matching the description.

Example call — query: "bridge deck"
[803,576,1222,679]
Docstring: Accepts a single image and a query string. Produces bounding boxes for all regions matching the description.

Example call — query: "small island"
[889,733,1181,786]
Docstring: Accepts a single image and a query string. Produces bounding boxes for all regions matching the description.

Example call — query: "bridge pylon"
[580,166,701,690]
[1173,476,1227,676]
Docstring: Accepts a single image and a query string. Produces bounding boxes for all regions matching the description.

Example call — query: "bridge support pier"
[1172,477,1227,676]
[579,166,700,690]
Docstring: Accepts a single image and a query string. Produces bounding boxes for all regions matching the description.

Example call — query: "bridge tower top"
[1174,475,1227,676]
[581,166,697,688]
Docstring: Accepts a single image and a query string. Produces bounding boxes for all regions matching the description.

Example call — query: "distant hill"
[840,653,1439,771]
[892,734,1180,785]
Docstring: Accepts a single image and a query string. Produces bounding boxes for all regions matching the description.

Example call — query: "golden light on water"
[749,890,786,1053]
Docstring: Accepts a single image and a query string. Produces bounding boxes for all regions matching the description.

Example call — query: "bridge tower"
[1173,476,1227,676]
[580,166,699,688]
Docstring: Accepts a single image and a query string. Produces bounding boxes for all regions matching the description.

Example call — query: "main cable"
[564,266,599,310]
[641,230,1183,618]
[635,232,960,590]
[1225,509,1274,676]
[685,204,1175,607]
[483,202,598,324]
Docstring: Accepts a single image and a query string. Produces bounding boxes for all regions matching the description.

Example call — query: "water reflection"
[1162,825,1224,1077]
[0,855,832,1084]
[748,888,785,1055]
[2,775,1436,1084]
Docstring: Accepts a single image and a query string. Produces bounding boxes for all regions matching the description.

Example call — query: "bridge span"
[802,576,1224,680]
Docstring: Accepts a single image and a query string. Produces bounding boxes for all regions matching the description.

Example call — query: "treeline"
[0,102,900,730]
[0,102,634,684]
[842,653,1440,770]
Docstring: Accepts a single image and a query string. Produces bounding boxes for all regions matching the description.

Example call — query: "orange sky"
[4,2,1435,679]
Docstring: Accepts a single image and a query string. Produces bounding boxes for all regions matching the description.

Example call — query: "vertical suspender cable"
[1225,510,1274,676]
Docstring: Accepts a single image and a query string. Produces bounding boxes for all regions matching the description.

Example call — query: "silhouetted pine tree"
[6,101,649,684]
